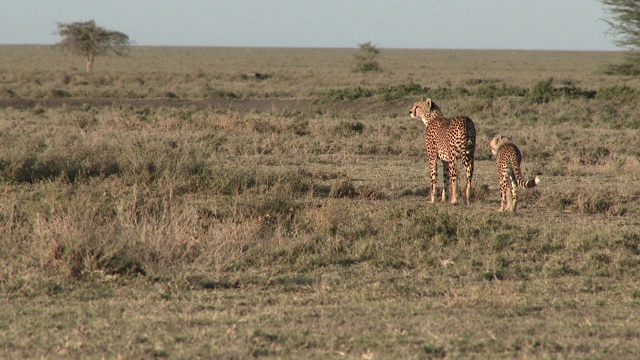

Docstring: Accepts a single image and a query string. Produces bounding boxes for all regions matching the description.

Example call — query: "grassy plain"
[1,45,640,358]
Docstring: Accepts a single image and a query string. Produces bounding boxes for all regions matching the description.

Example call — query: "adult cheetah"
[489,135,540,213]
[409,98,476,204]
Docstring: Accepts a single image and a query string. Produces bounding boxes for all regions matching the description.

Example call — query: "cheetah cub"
[489,135,540,213]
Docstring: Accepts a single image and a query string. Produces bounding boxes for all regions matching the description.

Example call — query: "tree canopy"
[55,20,131,71]
[601,0,640,50]
[600,1,640,74]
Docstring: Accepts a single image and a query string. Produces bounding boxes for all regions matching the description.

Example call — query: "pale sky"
[0,0,620,50]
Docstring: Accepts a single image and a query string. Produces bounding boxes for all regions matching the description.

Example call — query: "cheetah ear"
[424,98,432,109]
[496,135,510,145]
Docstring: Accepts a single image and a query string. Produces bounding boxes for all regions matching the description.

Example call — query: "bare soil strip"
[0,97,314,112]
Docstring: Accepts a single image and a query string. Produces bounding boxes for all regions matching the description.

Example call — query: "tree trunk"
[86,54,94,72]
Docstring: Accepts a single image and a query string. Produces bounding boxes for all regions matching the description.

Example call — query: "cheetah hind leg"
[507,174,518,212]
[441,160,450,203]
[510,178,518,213]
[465,159,474,205]
[498,172,508,211]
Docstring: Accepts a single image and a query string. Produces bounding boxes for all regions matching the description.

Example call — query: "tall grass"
[1,99,639,289]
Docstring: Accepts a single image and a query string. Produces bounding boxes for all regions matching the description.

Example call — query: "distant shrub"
[353,42,381,73]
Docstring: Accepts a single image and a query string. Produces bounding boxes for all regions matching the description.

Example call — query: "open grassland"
[1,45,640,358]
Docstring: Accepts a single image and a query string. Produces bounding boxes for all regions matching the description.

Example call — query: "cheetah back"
[495,141,538,190]
[424,116,474,159]
[496,143,523,179]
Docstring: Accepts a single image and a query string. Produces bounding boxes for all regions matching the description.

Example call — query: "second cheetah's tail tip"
[534,176,540,185]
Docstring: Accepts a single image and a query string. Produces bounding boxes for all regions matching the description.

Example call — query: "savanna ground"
[1,45,640,358]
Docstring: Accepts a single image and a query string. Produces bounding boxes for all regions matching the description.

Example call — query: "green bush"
[596,85,639,103]
[528,78,556,104]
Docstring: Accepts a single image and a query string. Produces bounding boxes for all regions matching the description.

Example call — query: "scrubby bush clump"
[353,42,381,73]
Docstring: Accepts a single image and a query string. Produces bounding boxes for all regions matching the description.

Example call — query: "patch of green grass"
[596,84,639,103]
[316,86,374,103]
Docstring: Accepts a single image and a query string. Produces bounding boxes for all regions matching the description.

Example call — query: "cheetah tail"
[524,176,540,189]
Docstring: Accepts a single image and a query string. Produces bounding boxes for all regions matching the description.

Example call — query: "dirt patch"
[0,97,310,111]
[0,97,409,115]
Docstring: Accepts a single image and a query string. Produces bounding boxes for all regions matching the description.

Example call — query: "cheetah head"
[409,98,439,127]
[489,135,511,156]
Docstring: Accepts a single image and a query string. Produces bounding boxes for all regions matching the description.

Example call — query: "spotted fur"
[489,135,540,212]
[409,98,476,204]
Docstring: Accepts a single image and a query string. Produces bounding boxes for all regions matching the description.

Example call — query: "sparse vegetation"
[0,46,640,358]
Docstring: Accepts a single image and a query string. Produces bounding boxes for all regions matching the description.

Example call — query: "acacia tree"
[55,20,131,72]
[601,0,640,74]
